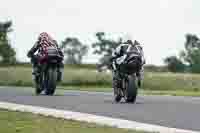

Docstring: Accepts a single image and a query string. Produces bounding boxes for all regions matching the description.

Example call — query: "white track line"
[0,101,199,133]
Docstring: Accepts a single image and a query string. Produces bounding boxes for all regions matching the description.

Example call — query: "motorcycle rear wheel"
[124,75,138,103]
[45,68,57,95]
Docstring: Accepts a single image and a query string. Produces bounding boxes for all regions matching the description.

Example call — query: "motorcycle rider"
[110,38,145,88]
[27,32,64,82]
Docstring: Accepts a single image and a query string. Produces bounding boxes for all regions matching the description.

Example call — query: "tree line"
[164,34,200,73]
[1,20,200,73]
[0,21,16,64]
[0,21,122,65]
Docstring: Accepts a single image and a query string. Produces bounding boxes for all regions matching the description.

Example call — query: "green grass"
[0,109,150,133]
[58,86,112,92]
[42,87,200,97]
[143,72,200,91]
[3,85,200,97]
[0,66,200,93]
[58,87,200,97]
[140,90,200,97]
[0,66,111,87]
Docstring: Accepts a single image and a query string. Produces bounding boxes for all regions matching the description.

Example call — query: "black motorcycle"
[33,56,62,95]
[112,53,142,103]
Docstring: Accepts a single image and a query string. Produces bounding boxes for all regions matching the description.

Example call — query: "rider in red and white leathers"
[27,32,64,82]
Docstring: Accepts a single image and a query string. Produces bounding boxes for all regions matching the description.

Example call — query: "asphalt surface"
[0,86,200,131]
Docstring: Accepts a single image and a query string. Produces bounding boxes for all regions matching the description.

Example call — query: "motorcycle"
[112,53,142,103]
[33,55,62,96]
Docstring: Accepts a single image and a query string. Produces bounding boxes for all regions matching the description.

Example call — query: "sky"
[0,0,200,65]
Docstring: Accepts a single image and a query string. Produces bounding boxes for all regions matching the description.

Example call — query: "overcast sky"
[0,0,199,65]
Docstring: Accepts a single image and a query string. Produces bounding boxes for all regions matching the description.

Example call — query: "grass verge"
[140,90,200,97]
[0,66,200,96]
[58,86,200,97]
[2,86,200,97]
[0,109,150,133]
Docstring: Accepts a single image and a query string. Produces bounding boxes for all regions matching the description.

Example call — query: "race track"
[0,86,199,131]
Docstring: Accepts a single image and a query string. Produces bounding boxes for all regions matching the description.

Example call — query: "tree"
[164,56,185,72]
[180,34,200,73]
[60,37,88,64]
[0,20,16,64]
[92,32,122,68]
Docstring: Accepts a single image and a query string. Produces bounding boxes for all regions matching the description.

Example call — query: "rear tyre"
[45,68,57,95]
[125,75,138,103]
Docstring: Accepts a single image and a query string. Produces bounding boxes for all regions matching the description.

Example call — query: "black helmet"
[127,39,133,44]
[134,40,140,45]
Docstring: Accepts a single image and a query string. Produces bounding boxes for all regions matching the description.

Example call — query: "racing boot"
[57,63,64,82]
[32,65,40,76]
[57,70,62,82]
[136,68,144,88]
